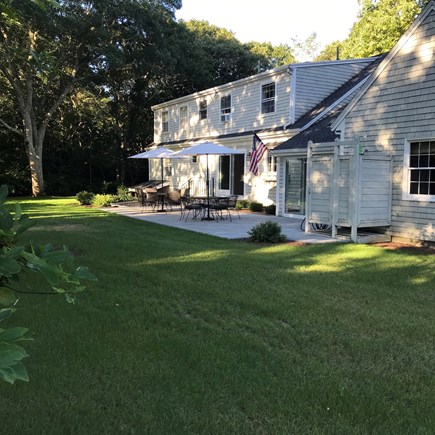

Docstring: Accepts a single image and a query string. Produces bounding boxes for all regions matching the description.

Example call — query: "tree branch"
[0,117,24,137]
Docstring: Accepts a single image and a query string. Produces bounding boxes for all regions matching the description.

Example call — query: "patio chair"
[144,188,158,211]
[167,189,183,211]
[135,188,147,211]
[181,196,203,221]
[227,195,240,220]
[209,196,230,221]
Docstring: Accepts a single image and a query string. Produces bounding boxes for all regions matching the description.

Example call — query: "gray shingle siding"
[342,9,435,242]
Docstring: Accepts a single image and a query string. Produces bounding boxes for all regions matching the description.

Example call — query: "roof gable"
[331,0,435,130]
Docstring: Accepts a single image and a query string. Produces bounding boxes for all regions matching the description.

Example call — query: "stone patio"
[105,203,342,244]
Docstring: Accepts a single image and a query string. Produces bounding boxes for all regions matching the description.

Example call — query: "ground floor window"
[404,139,435,201]
[284,157,306,215]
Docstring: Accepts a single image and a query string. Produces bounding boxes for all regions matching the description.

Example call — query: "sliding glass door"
[284,157,307,216]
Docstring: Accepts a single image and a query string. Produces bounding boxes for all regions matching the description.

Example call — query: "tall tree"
[337,0,428,59]
[0,0,182,196]
[244,41,295,70]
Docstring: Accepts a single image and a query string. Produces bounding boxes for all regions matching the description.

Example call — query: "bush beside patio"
[1,197,434,434]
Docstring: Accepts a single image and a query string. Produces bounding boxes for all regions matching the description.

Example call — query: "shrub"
[248,220,287,243]
[249,202,264,213]
[264,204,276,215]
[76,191,95,206]
[92,194,115,207]
[114,185,134,202]
[236,199,250,210]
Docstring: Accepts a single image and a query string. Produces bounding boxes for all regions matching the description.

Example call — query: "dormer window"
[162,110,169,133]
[261,83,275,114]
[221,95,231,122]
[199,100,207,120]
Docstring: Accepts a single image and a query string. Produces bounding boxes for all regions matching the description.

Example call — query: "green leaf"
[0,212,13,232]
[15,216,35,235]
[0,185,8,203]
[0,308,13,322]
[73,267,98,282]
[38,264,61,287]
[0,288,17,307]
[0,327,30,342]
[0,256,21,277]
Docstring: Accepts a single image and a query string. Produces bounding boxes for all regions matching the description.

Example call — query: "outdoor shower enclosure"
[305,141,393,242]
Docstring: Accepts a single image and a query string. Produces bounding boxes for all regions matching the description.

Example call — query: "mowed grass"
[1,198,435,434]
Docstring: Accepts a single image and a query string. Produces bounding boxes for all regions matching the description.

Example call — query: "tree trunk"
[28,149,45,197]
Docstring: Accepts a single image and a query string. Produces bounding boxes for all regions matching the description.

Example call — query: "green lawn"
[2,198,435,434]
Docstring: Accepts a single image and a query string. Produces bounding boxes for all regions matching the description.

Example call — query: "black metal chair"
[181,196,203,221]
[227,195,240,220]
[209,196,230,221]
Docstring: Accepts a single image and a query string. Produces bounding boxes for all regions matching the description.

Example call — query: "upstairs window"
[180,106,187,130]
[221,95,232,122]
[261,82,275,114]
[199,100,207,120]
[162,110,169,133]
[404,140,435,200]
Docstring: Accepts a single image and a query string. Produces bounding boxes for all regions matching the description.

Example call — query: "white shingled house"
[146,0,435,244]
[149,56,379,205]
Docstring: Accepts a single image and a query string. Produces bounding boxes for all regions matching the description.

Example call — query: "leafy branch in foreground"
[0,184,97,384]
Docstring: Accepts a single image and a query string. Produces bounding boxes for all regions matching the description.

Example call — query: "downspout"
[288,65,297,126]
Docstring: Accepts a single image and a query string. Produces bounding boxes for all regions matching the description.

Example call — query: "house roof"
[331,0,435,130]
[152,126,287,149]
[273,54,387,152]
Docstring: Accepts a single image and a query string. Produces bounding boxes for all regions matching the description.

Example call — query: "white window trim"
[199,100,207,121]
[162,110,169,133]
[220,94,232,123]
[179,106,188,130]
[402,138,435,202]
[260,82,276,116]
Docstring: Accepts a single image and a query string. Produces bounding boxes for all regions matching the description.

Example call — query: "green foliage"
[248,220,287,243]
[114,185,134,202]
[263,204,276,215]
[249,202,264,213]
[92,194,115,208]
[236,199,250,210]
[245,41,295,69]
[330,0,428,59]
[0,185,97,383]
[76,191,95,206]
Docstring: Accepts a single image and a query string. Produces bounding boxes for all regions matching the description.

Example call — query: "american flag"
[249,133,267,176]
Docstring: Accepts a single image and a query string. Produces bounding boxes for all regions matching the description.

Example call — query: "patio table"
[190,196,229,221]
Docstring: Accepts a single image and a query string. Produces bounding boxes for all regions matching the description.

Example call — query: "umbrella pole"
[204,154,213,220]
[158,158,165,212]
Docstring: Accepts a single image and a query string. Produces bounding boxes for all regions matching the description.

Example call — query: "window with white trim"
[180,106,187,130]
[261,82,275,114]
[220,95,231,122]
[199,100,207,120]
[403,139,435,200]
[267,153,277,172]
[162,110,169,133]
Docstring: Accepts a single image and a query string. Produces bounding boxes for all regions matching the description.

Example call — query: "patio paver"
[105,203,342,244]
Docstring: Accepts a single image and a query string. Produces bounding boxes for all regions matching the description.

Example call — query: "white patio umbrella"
[128,147,179,212]
[174,142,240,220]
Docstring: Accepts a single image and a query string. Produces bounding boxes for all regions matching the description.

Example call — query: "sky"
[176,0,361,51]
